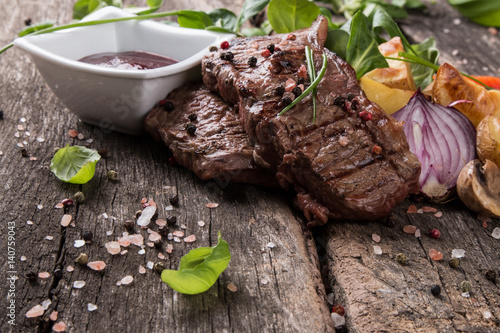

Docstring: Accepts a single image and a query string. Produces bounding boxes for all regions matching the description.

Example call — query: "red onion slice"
[392,90,476,202]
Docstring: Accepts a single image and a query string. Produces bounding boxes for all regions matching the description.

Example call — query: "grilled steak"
[202,17,420,224]
[145,82,276,187]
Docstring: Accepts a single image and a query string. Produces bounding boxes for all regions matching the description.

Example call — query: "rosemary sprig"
[305,46,318,122]
[278,50,328,117]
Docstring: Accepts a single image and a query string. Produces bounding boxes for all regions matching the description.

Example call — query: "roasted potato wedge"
[359,76,414,115]
[477,114,500,168]
[364,37,417,91]
[429,63,500,127]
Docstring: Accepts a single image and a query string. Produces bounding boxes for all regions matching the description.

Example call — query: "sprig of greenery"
[305,46,318,122]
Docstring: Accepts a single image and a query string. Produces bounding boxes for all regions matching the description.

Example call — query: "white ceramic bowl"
[14,7,234,134]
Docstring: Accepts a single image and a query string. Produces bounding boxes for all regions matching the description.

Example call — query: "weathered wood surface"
[0,1,499,333]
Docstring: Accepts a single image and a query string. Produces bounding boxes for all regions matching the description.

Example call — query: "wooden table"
[1,1,499,332]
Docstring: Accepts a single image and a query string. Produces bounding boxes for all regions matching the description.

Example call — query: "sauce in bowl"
[78,51,178,70]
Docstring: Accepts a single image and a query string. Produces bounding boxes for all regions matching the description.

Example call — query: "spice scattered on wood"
[88,303,98,312]
[206,202,219,208]
[431,285,441,296]
[68,129,79,138]
[451,249,466,258]
[87,261,106,271]
[227,283,238,292]
[372,234,381,243]
[449,257,460,268]
[429,249,443,261]
[38,272,50,279]
[75,253,88,265]
[74,240,85,248]
[49,311,58,321]
[52,321,67,332]
[73,280,85,289]
[105,241,121,255]
[60,214,72,227]
[403,225,417,234]
[138,265,146,274]
[26,304,44,318]
[373,245,382,255]
[184,234,196,243]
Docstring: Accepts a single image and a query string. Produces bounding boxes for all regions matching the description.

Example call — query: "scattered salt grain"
[87,261,106,271]
[415,229,421,238]
[453,18,461,25]
[45,235,54,241]
[416,208,424,214]
[166,244,173,253]
[197,221,205,227]
[55,202,64,209]
[451,249,466,258]
[435,211,443,218]
[403,225,417,234]
[16,142,23,148]
[120,250,128,255]
[68,129,78,138]
[173,230,185,237]
[29,156,37,161]
[461,292,470,298]
[38,272,50,279]
[180,224,187,229]
[37,204,43,210]
[73,280,85,289]
[17,124,24,131]
[492,227,500,240]
[25,131,31,136]
[77,133,85,140]
[484,311,492,319]
[66,266,74,272]
[49,311,58,321]
[138,265,146,274]
[156,219,167,227]
[407,205,417,213]
[372,234,381,243]
[443,28,450,33]
[37,137,45,142]
[373,246,382,255]
[60,214,72,227]
[26,304,44,318]
[74,240,85,248]
[422,206,437,213]
[167,233,173,240]
[138,249,146,255]
[165,205,173,211]
[88,303,98,312]
[52,321,66,332]
[20,117,26,122]
[266,242,276,248]
[260,279,269,285]
[147,242,154,248]
[106,231,113,236]
[137,205,156,227]
[331,312,345,328]
[147,261,154,269]
[429,249,443,261]
[27,220,33,225]
[148,231,162,242]
[158,253,166,260]
[105,241,121,255]
[86,138,93,143]
[119,275,134,286]
[14,132,20,138]
[102,212,108,219]
[206,202,219,208]
[227,283,238,292]
[42,299,52,310]
[20,256,26,261]
[184,235,196,243]
[327,293,334,305]
[173,237,181,243]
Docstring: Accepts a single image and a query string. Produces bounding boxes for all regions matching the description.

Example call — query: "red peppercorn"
[158,99,167,107]
[287,34,296,40]
[261,49,271,57]
[61,198,74,207]
[220,41,230,49]
[358,110,372,121]
[372,145,382,155]
[332,304,345,316]
[429,229,441,239]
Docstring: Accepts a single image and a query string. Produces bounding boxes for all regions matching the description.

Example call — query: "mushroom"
[457,159,500,217]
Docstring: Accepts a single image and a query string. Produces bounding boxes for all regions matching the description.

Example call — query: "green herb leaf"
[345,11,388,79]
[177,10,213,29]
[18,20,57,37]
[408,38,439,88]
[73,0,108,20]
[268,0,321,33]
[325,29,349,61]
[236,0,270,32]
[447,0,500,26]
[208,8,238,31]
[50,144,101,184]
[161,231,231,295]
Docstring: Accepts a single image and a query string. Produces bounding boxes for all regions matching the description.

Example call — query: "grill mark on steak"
[144,82,277,187]
[202,16,420,223]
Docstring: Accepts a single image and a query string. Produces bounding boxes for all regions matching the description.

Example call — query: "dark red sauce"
[78,51,178,70]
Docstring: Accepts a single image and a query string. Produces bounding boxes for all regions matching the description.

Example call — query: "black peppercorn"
[169,194,179,206]
[188,113,197,122]
[163,101,174,112]
[53,268,63,279]
[24,18,32,26]
[282,96,293,106]
[98,147,108,158]
[107,170,118,181]
[220,51,234,61]
[158,225,169,237]
[485,269,497,283]
[248,56,257,67]
[124,220,135,231]
[430,285,441,296]
[267,44,275,53]
[185,123,196,135]
[334,96,346,107]
[209,45,218,52]
[275,85,285,96]
[26,272,37,284]
[82,231,93,242]
[292,86,302,98]
[0,110,4,120]
[20,148,30,157]
[166,215,177,227]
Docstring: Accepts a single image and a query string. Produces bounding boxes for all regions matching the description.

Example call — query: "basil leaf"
[50,144,101,184]
[177,10,213,29]
[345,11,388,79]
[268,0,321,33]
[410,37,439,89]
[18,20,57,37]
[364,4,410,45]
[325,29,349,61]
[161,231,231,295]
[73,0,107,20]
[208,8,238,31]
[236,0,270,32]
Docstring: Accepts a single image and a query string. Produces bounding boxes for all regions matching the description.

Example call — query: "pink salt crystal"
[173,230,185,238]
[147,242,154,248]
[371,234,381,243]
[87,261,106,271]
[117,236,131,247]
[120,275,134,285]
[403,225,417,234]
[73,281,85,289]
[38,272,50,279]
[206,202,219,208]
[407,205,417,213]
[50,311,58,321]
[140,197,148,204]
[128,234,144,246]
[429,249,443,261]
[105,241,121,255]
[52,321,67,332]
[60,214,72,227]
[435,211,443,218]
[55,202,64,209]
[147,198,156,207]
[120,250,128,255]
[45,235,54,241]
[77,133,85,140]
[26,304,44,318]
[416,208,424,214]
[422,206,437,213]
[138,265,146,274]
[156,219,167,227]
[158,253,166,260]
[285,78,296,92]
[68,129,78,138]
[227,283,238,292]
[29,156,38,161]
[148,231,162,242]
[338,136,349,146]
[373,245,382,255]
[165,244,173,253]
[184,235,196,243]
[415,229,422,238]
[66,266,74,272]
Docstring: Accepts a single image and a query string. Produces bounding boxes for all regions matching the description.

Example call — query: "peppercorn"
[154,239,163,250]
[396,253,408,265]
[430,285,441,296]
[26,272,37,284]
[135,210,143,219]
[429,228,441,239]
[124,220,135,231]
[372,145,382,155]
[107,170,118,181]
[82,231,93,243]
[53,268,63,279]
[24,18,32,26]
[154,262,166,274]
[0,110,4,120]
[275,85,285,96]
[166,215,177,227]
[185,123,196,135]
[248,56,257,67]
[334,96,346,107]
[163,101,174,112]
[220,41,230,49]
[220,52,234,61]
[460,280,472,293]
[61,198,74,207]
[158,225,169,237]
[75,253,89,265]
[98,147,108,158]
[286,33,296,41]
[209,45,218,52]
[20,148,30,157]
[331,304,345,316]
[169,194,179,206]
[485,269,497,283]
[448,257,460,268]
[282,96,293,106]
[267,44,275,53]
[187,113,197,122]
[261,49,271,57]
[74,191,85,203]
[292,86,302,98]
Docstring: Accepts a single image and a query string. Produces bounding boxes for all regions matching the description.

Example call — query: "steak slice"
[145,82,276,187]
[202,17,420,224]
